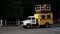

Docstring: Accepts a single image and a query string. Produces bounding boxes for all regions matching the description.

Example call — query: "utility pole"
[17,19,20,26]
[0,19,3,26]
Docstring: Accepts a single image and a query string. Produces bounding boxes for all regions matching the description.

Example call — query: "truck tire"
[23,26,26,29]
[45,23,50,28]
[26,24,31,29]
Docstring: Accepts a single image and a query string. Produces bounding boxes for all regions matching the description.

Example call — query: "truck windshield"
[28,17,31,20]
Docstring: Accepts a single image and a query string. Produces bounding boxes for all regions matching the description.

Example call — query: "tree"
[2,0,24,26]
[3,0,23,19]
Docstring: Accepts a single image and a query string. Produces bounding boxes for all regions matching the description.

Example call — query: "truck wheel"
[26,24,31,29]
[23,26,26,29]
[45,23,50,28]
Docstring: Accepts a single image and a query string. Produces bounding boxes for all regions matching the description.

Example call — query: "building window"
[46,7,50,10]
[47,15,50,18]
[37,6,40,7]
[35,6,40,10]
[42,15,45,19]
[36,8,40,10]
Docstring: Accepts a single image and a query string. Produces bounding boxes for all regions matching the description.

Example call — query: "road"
[0,26,60,34]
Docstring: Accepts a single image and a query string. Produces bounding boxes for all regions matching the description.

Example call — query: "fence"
[1,19,21,26]
[53,19,60,27]
[0,19,60,27]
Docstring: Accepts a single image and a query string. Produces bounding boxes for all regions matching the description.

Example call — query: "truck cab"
[21,16,37,28]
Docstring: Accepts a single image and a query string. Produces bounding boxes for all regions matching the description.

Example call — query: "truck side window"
[42,15,45,19]
[47,15,50,18]
[32,17,35,20]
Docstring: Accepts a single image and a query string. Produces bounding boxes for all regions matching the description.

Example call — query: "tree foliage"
[3,0,23,19]
[22,0,34,5]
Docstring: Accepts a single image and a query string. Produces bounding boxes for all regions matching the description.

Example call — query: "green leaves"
[22,0,34,5]
[3,0,23,19]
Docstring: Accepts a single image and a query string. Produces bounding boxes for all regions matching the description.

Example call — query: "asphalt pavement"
[0,25,60,34]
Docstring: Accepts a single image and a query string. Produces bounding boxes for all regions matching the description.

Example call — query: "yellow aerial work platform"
[34,13,53,25]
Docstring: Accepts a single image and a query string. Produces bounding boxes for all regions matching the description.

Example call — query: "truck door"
[31,17,36,24]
